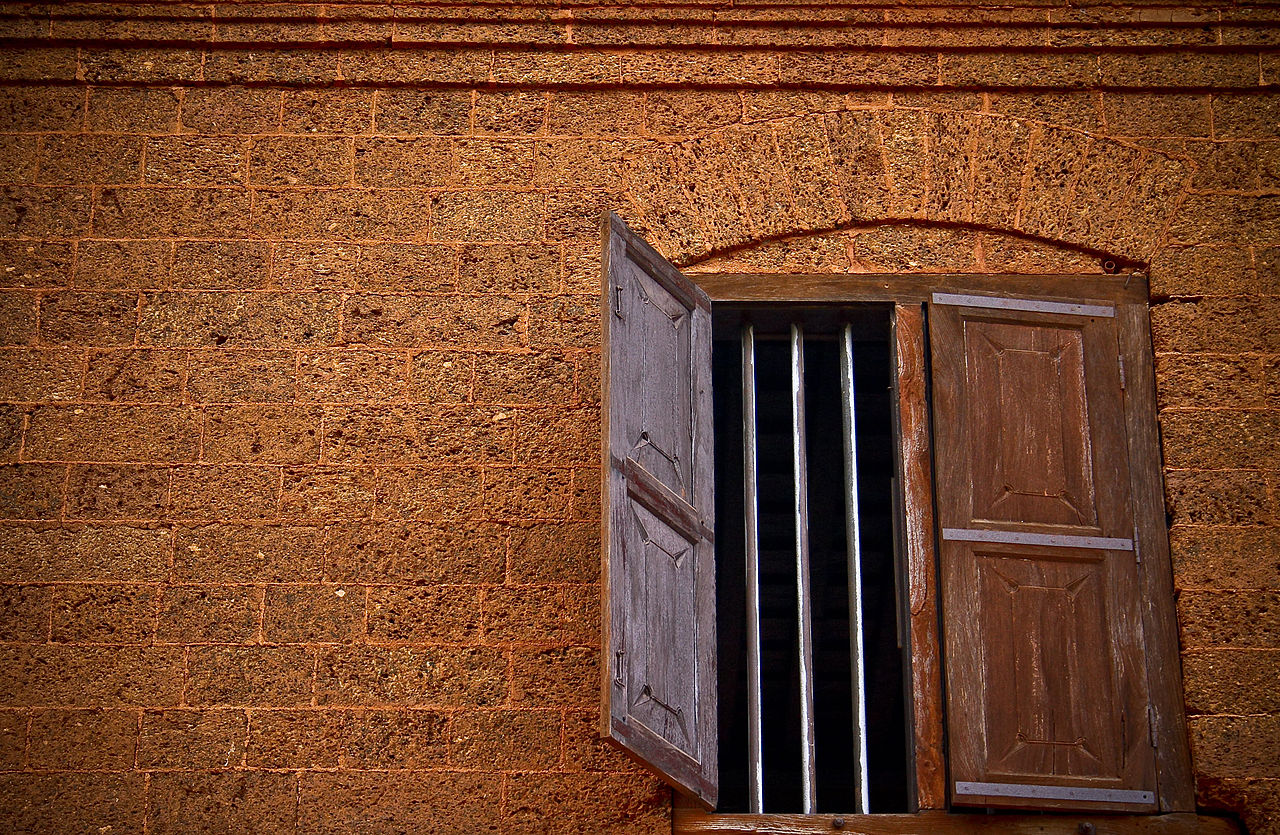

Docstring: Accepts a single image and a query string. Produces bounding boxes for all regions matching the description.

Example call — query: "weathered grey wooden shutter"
[600,213,717,807]
[928,291,1159,813]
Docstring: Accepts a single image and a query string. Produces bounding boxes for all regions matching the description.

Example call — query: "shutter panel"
[928,292,1158,813]
[600,213,717,807]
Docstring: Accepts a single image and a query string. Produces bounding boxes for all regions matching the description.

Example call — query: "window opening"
[712,305,909,815]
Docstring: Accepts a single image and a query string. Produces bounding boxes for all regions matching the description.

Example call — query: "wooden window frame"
[599,212,1229,833]
[663,271,1219,835]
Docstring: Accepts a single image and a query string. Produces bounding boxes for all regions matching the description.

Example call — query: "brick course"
[0,1,1276,832]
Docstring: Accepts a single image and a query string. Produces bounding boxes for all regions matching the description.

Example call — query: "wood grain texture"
[927,294,1157,813]
[695,274,1148,306]
[601,212,719,808]
[891,303,946,811]
[674,800,1238,835]
[1117,302,1195,813]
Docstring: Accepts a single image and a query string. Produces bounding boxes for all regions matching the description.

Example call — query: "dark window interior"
[712,305,910,814]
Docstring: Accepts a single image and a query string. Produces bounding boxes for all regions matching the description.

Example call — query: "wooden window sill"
[675,805,1239,835]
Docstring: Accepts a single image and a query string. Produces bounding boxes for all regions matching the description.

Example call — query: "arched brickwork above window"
[622,109,1193,269]
[681,223,1111,277]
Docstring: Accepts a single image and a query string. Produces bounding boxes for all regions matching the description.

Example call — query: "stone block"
[186,645,315,707]
[1164,469,1274,526]
[451,708,561,769]
[186,350,296,403]
[533,139,627,191]
[1171,526,1280,590]
[267,241,359,292]
[1102,53,1260,88]
[373,89,471,136]
[298,351,407,403]
[174,523,323,583]
[202,405,321,465]
[323,520,505,585]
[366,585,482,644]
[155,585,262,643]
[0,524,171,583]
[547,91,644,136]
[511,646,596,706]
[138,708,247,768]
[483,584,597,646]
[430,191,544,242]
[170,465,281,520]
[0,186,91,238]
[0,774,145,833]
[139,291,341,349]
[526,296,598,351]
[563,708,641,772]
[0,463,64,519]
[172,241,271,290]
[1150,245,1255,297]
[51,584,155,643]
[148,771,296,835]
[408,350,473,403]
[357,243,457,292]
[83,349,184,402]
[344,293,524,349]
[0,585,49,642]
[505,772,669,835]
[455,138,536,187]
[88,87,179,133]
[37,291,138,346]
[27,708,138,769]
[1183,650,1280,715]
[204,48,340,84]
[0,292,37,345]
[0,241,72,289]
[250,136,352,187]
[1190,715,1280,779]
[38,135,143,186]
[297,772,502,835]
[322,404,512,467]
[484,466,572,519]
[246,709,346,768]
[181,87,282,134]
[514,407,599,465]
[282,88,374,134]
[376,465,482,521]
[144,136,248,187]
[65,463,169,520]
[251,188,432,241]
[81,48,202,83]
[509,521,599,584]
[342,709,449,768]
[92,187,250,238]
[0,709,23,769]
[280,466,378,519]
[263,584,364,643]
[0,86,82,132]
[0,348,83,401]
[314,645,506,707]
[1179,590,1280,648]
[0,645,184,706]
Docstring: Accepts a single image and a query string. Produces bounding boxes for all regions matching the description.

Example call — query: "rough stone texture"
[0,4,1276,833]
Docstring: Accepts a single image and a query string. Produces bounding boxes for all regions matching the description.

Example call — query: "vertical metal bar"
[840,324,871,814]
[741,323,765,814]
[791,323,818,814]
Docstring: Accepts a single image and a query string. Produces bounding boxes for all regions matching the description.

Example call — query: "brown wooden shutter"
[600,213,717,807]
[928,291,1159,813]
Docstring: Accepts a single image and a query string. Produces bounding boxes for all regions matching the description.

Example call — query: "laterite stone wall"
[0,2,1276,833]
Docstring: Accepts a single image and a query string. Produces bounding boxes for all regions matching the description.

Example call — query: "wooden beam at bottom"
[674,806,1239,835]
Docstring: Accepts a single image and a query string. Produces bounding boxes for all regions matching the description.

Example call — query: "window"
[598,215,1195,824]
